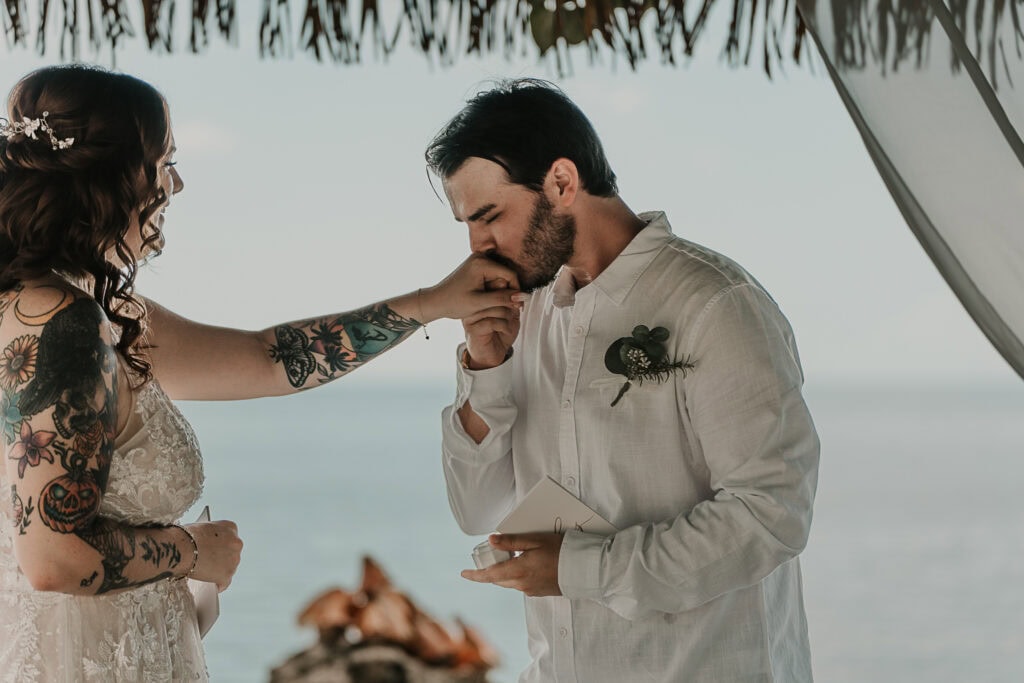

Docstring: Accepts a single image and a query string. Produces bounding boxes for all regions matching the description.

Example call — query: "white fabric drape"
[796,0,1024,380]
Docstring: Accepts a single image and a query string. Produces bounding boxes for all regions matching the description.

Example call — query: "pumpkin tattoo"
[39,469,101,533]
[6,296,175,593]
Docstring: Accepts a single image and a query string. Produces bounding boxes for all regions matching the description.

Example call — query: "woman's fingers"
[486,277,510,291]
[481,289,525,311]
[473,257,520,291]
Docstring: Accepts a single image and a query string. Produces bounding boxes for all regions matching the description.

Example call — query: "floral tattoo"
[269,303,422,388]
[0,335,38,389]
[2,295,181,594]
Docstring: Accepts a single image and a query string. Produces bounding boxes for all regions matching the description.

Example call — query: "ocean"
[176,378,1024,683]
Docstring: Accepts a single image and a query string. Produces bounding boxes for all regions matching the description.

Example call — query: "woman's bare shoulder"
[0,277,108,343]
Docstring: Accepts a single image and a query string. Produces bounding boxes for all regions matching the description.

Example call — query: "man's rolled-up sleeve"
[441,343,520,535]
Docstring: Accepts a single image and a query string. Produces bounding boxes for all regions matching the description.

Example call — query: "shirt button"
[573,325,584,336]
[559,627,569,638]
[566,476,576,487]
[562,399,571,408]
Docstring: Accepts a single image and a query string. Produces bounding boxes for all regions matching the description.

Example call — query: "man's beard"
[486,192,576,293]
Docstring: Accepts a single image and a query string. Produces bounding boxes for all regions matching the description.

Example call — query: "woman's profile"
[0,64,519,681]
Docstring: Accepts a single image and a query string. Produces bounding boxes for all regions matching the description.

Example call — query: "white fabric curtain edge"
[797,0,1024,381]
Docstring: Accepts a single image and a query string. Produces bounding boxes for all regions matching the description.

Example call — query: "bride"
[0,64,519,681]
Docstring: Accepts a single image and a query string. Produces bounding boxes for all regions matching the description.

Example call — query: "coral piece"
[272,556,499,683]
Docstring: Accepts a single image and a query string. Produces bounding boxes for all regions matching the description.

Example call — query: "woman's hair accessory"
[0,111,75,150]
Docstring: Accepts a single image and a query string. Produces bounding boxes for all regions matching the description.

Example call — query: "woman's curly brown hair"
[0,64,172,382]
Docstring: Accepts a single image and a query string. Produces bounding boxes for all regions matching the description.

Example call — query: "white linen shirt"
[441,212,819,683]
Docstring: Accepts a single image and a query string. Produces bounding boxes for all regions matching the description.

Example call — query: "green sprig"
[604,325,695,407]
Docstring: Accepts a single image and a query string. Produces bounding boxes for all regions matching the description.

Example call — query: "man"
[427,79,819,682]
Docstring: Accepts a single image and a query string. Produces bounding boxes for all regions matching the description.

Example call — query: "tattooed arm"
[145,253,520,400]
[4,293,240,594]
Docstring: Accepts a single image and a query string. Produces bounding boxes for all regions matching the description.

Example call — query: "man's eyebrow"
[462,203,497,223]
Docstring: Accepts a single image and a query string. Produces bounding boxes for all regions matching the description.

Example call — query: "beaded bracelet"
[169,523,199,581]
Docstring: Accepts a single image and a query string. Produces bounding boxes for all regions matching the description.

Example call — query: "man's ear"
[545,158,580,208]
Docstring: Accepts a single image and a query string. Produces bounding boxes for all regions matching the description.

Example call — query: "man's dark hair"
[425,78,618,197]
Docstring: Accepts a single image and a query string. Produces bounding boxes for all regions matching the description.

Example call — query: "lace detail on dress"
[0,378,208,682]
[102,380,204,526]
[0,584,46,681]
[79,581,203,682]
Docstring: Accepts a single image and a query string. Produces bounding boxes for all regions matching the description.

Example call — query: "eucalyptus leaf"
[645,341,666,361]
[604,321,695,406]
[604,338,628,375]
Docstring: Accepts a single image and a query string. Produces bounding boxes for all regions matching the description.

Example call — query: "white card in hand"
[187,505,219,638]
[496,477,617,536]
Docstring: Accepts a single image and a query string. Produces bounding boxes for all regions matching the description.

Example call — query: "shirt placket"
[553,290,596,683]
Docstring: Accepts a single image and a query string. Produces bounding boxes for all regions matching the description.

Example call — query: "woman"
[0,64,519,681]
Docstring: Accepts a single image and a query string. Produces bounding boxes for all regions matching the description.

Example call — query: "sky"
[0,3,1018,389]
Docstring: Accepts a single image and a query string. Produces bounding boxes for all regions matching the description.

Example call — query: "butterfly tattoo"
[269,325,318,388]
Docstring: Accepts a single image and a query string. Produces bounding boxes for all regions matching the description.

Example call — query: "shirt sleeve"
[558,284,820,619]
[440,343,519,535]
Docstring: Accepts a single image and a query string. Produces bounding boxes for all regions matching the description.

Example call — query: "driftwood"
[269,556,499,683]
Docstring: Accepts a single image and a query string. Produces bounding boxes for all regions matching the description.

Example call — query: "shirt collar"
[551,211,673,308]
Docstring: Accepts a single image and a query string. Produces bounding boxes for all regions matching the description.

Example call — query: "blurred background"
[2,2,1021,680]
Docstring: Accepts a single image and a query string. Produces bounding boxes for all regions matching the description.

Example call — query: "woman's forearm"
[262,293,427,392]
[22,518,194,596]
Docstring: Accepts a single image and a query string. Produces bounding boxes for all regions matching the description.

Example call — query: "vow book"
[496,476,617,535]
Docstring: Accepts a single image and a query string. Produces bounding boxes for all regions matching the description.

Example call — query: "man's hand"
[462,275,524,370]
[460,532,563,597]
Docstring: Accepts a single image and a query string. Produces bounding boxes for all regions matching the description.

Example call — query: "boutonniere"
[603,325,695,406]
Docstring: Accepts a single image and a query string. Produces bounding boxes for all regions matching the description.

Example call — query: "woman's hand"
[419,254,522,322]
[184,520,243,592]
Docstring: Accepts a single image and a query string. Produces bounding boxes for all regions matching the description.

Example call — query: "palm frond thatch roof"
[2,1,1022,77]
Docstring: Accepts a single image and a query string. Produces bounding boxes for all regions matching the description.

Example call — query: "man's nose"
[468,223,495,254]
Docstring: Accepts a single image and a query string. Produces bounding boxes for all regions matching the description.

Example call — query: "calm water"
[176,378,1024,683]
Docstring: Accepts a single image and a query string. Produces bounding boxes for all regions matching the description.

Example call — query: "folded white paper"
[496,476,617,536]
[187,505,219,638]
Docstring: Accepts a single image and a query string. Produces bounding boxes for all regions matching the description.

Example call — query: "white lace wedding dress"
[0,379,208,682]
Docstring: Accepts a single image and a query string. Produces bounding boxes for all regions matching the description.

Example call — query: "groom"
[427,79,820,682]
